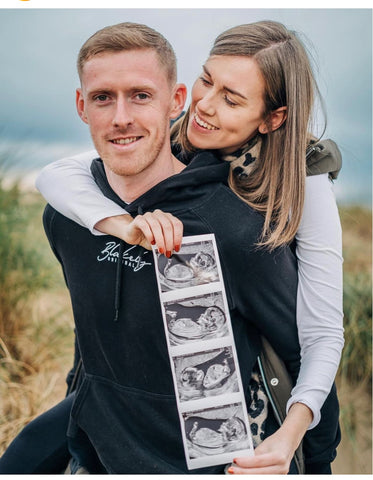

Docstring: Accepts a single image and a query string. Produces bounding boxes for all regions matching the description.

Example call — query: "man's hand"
[95,210,184,256]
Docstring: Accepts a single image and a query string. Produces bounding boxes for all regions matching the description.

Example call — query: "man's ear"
[170,83,187,120]
[259,106,287,134]
[76,88,88,124]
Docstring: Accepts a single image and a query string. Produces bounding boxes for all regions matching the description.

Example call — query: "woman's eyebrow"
[202,65,212,77]
[203,65,247,100]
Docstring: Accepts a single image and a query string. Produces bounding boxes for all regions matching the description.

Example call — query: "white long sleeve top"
[35,150,344,429]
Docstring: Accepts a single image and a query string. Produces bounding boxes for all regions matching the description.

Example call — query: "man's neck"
[104,154,185,204]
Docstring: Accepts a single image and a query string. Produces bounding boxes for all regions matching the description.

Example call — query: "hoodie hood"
[306,138,342,179]
[90,150,230,216]
[90,150,230,323]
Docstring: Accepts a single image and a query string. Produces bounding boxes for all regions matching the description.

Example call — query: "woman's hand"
[95,210,184,255]
[227,403,312,474]
[227,431,296,474]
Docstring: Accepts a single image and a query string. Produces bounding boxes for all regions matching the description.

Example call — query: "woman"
[2,21,343,474]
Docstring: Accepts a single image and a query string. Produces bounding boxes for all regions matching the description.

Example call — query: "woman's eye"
[200,76,212,86]
[224,95,237,107]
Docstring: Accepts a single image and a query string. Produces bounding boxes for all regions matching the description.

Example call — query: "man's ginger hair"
[77,22,177,85]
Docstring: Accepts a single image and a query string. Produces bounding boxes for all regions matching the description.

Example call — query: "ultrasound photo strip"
[155,237,220,294]
[163,291,230,346]
[173,346,239,402]
[182,402,252,465]
[152,234,254,470]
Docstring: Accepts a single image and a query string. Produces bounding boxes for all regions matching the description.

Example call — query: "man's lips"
[193,112,219,131]
[110,136,141,145]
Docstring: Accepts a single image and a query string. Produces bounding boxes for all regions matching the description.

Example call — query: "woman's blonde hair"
[172,21,322,250]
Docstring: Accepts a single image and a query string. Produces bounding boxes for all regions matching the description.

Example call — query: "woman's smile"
[193,112,219,131]
[187,55,267,155]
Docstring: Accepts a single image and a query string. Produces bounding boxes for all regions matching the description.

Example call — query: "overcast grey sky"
[0,8,371,205]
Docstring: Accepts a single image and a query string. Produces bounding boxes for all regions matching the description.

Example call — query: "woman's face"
[187,55,267,155]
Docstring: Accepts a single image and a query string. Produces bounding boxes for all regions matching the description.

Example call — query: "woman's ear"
[170,83,187,120]
[259,106,287,134]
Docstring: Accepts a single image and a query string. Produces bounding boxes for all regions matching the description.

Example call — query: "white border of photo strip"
[152,233,254,470]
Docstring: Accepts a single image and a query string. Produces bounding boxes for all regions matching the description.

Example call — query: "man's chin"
[103,158,149,179]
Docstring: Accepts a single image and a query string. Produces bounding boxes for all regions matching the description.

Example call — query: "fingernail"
[158,248,164,254]
[227,467,234,474]
[151,240,155,245]
[166,251,172,258]
[174,245,180,252]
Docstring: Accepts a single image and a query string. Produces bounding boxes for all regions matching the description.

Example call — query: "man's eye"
[135,93,150,100]
[95,94,109,102]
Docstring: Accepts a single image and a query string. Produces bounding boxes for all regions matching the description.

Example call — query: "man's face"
[76,49,183,178]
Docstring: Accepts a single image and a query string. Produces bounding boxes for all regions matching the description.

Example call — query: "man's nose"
[112,98,133,128]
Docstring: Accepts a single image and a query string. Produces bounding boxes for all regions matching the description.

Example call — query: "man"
[41,22,339,474]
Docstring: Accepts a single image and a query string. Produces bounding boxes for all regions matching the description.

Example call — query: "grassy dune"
[0,179,371,472]
[0,181,75,452]
[333,206,372,474]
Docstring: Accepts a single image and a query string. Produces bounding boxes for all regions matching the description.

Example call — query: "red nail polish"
[174,245,180,252]
[166,251,172,258]
[159,248,164,254]
[227,467,234,474]
[151,240,155,245]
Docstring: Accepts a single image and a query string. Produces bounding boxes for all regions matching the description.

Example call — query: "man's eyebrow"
[203,65,248,100]
[86,88,112,96]
[130,84,157,92]
[87,84,157,95]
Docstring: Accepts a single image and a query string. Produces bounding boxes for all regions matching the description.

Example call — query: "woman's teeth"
[194,113,218,130]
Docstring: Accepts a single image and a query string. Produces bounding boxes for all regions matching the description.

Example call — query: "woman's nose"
[197,90,216,117]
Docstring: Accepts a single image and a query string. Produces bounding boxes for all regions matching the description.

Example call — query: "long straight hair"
[172,21,322,250]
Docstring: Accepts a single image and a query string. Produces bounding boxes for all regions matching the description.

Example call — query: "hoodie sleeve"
[36,150,128,235]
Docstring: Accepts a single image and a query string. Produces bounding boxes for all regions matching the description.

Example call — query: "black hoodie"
[43,150,339,474]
